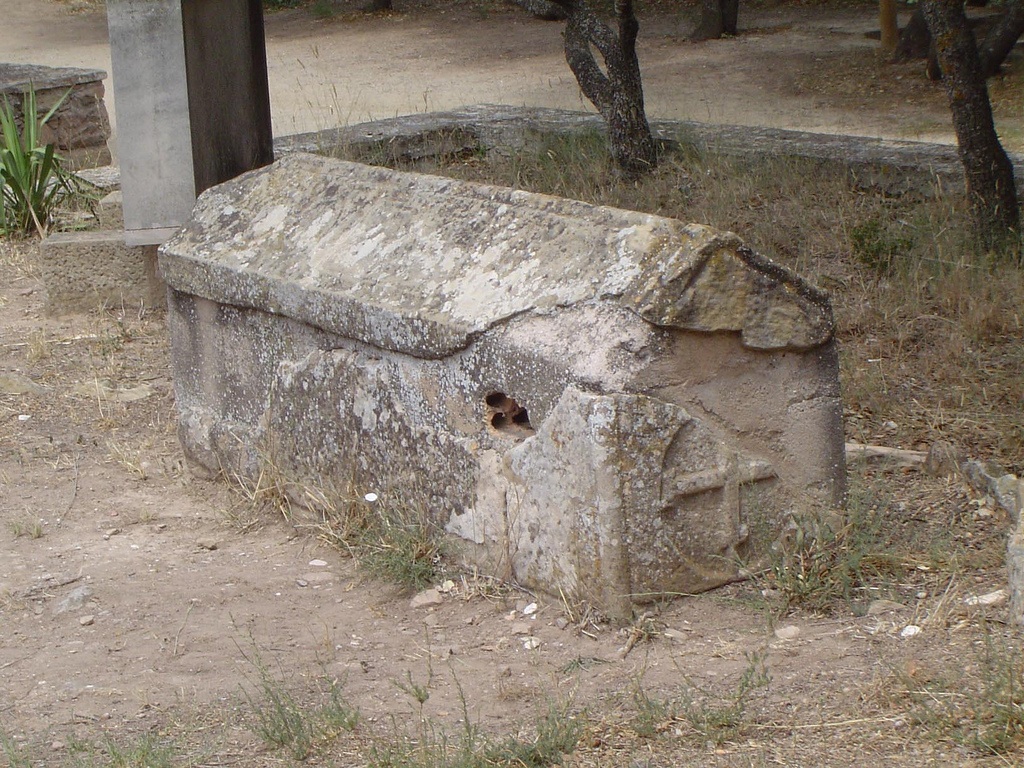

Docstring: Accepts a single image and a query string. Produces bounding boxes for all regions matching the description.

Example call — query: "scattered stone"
[17,414,30,422]
[555,617,569,630]
[196,538,219,551]
[296,579,309,588]
[510,621,533,636]
[924,441,965,477]
[300,572,333,584]
[522,602,538,615]
[410,587,443,608]
[102,527,120,540]
[867,599,906,615]
[774,625,800,641]
[963,589,1007,608]
[308,559,328,567]
[522,637,541,650]
[963,461,1021,521]
[0,373,46,396]
[663,628,690,643]
[438,579,456,593]
[51,740,65,751]
[79,615,95,626]
[71,379,154,403]
[74,164,120,192]
[55,586,93,615]
[900,625,922,638]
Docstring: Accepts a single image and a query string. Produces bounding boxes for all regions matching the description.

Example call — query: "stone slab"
[161,154,845,618]
[0,63,112,170]
[39,231,165,314]
[107,0,196,244]
[163,154,833,359]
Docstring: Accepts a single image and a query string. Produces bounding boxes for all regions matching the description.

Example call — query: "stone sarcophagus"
[160,153,845,619]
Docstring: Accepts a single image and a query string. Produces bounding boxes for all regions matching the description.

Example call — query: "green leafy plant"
[676,650,772,745]
[850,217,914,275]
[766,479,911,614]
[900,627,1024,755]
[239,636,359,760]
[0,729,33,768]
[0,87,75,237]
[317,488,447,591]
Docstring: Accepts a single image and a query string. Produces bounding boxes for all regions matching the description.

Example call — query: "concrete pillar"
[106,0,273,246]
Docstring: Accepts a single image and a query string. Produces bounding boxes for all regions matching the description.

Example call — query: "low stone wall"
[0,63,112,169]
[160,154,845,618]
[276,104,1011,196]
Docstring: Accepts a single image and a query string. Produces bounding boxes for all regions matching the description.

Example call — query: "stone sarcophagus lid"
[160,153,845,619]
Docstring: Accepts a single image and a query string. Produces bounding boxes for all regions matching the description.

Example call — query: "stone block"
[0,63,112,169]
[39,231,165,314]
[160,154,845,618]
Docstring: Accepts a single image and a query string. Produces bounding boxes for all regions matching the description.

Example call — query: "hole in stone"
[484,391,534,438]
[512,409,531,426]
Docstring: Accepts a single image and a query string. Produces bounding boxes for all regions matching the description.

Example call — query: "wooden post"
[880,0,899,58]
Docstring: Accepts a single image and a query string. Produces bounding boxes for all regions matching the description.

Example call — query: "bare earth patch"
[3,2,1024,766]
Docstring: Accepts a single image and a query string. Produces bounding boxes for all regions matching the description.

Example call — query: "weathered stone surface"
[161,154,845,619]
[39,231,165,314]
[0,63,112,169]
[1011,525,1024,626]
[163,154,833,356]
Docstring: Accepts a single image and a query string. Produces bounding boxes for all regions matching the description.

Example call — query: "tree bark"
[921,0,1019,249]
[896,0,1024,74]
[690,0,739,42]
[551,0,657,178]
[978,0,1024,76]
[895,7,932,61]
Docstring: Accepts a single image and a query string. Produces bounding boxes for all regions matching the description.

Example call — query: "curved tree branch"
[549,0,656,178]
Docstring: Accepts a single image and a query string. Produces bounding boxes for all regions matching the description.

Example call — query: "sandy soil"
[2,2,1024,766]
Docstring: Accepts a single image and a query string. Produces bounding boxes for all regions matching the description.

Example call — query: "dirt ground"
[9,0,1021,149]
[2,2,1024,766]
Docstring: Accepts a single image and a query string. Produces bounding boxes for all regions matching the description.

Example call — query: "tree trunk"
[690,0,739,42]
[880,0,899,58]
[553,0,657,178]
[921,0,1019,250]
[978,0,1024,77]
[895,7,931,61]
